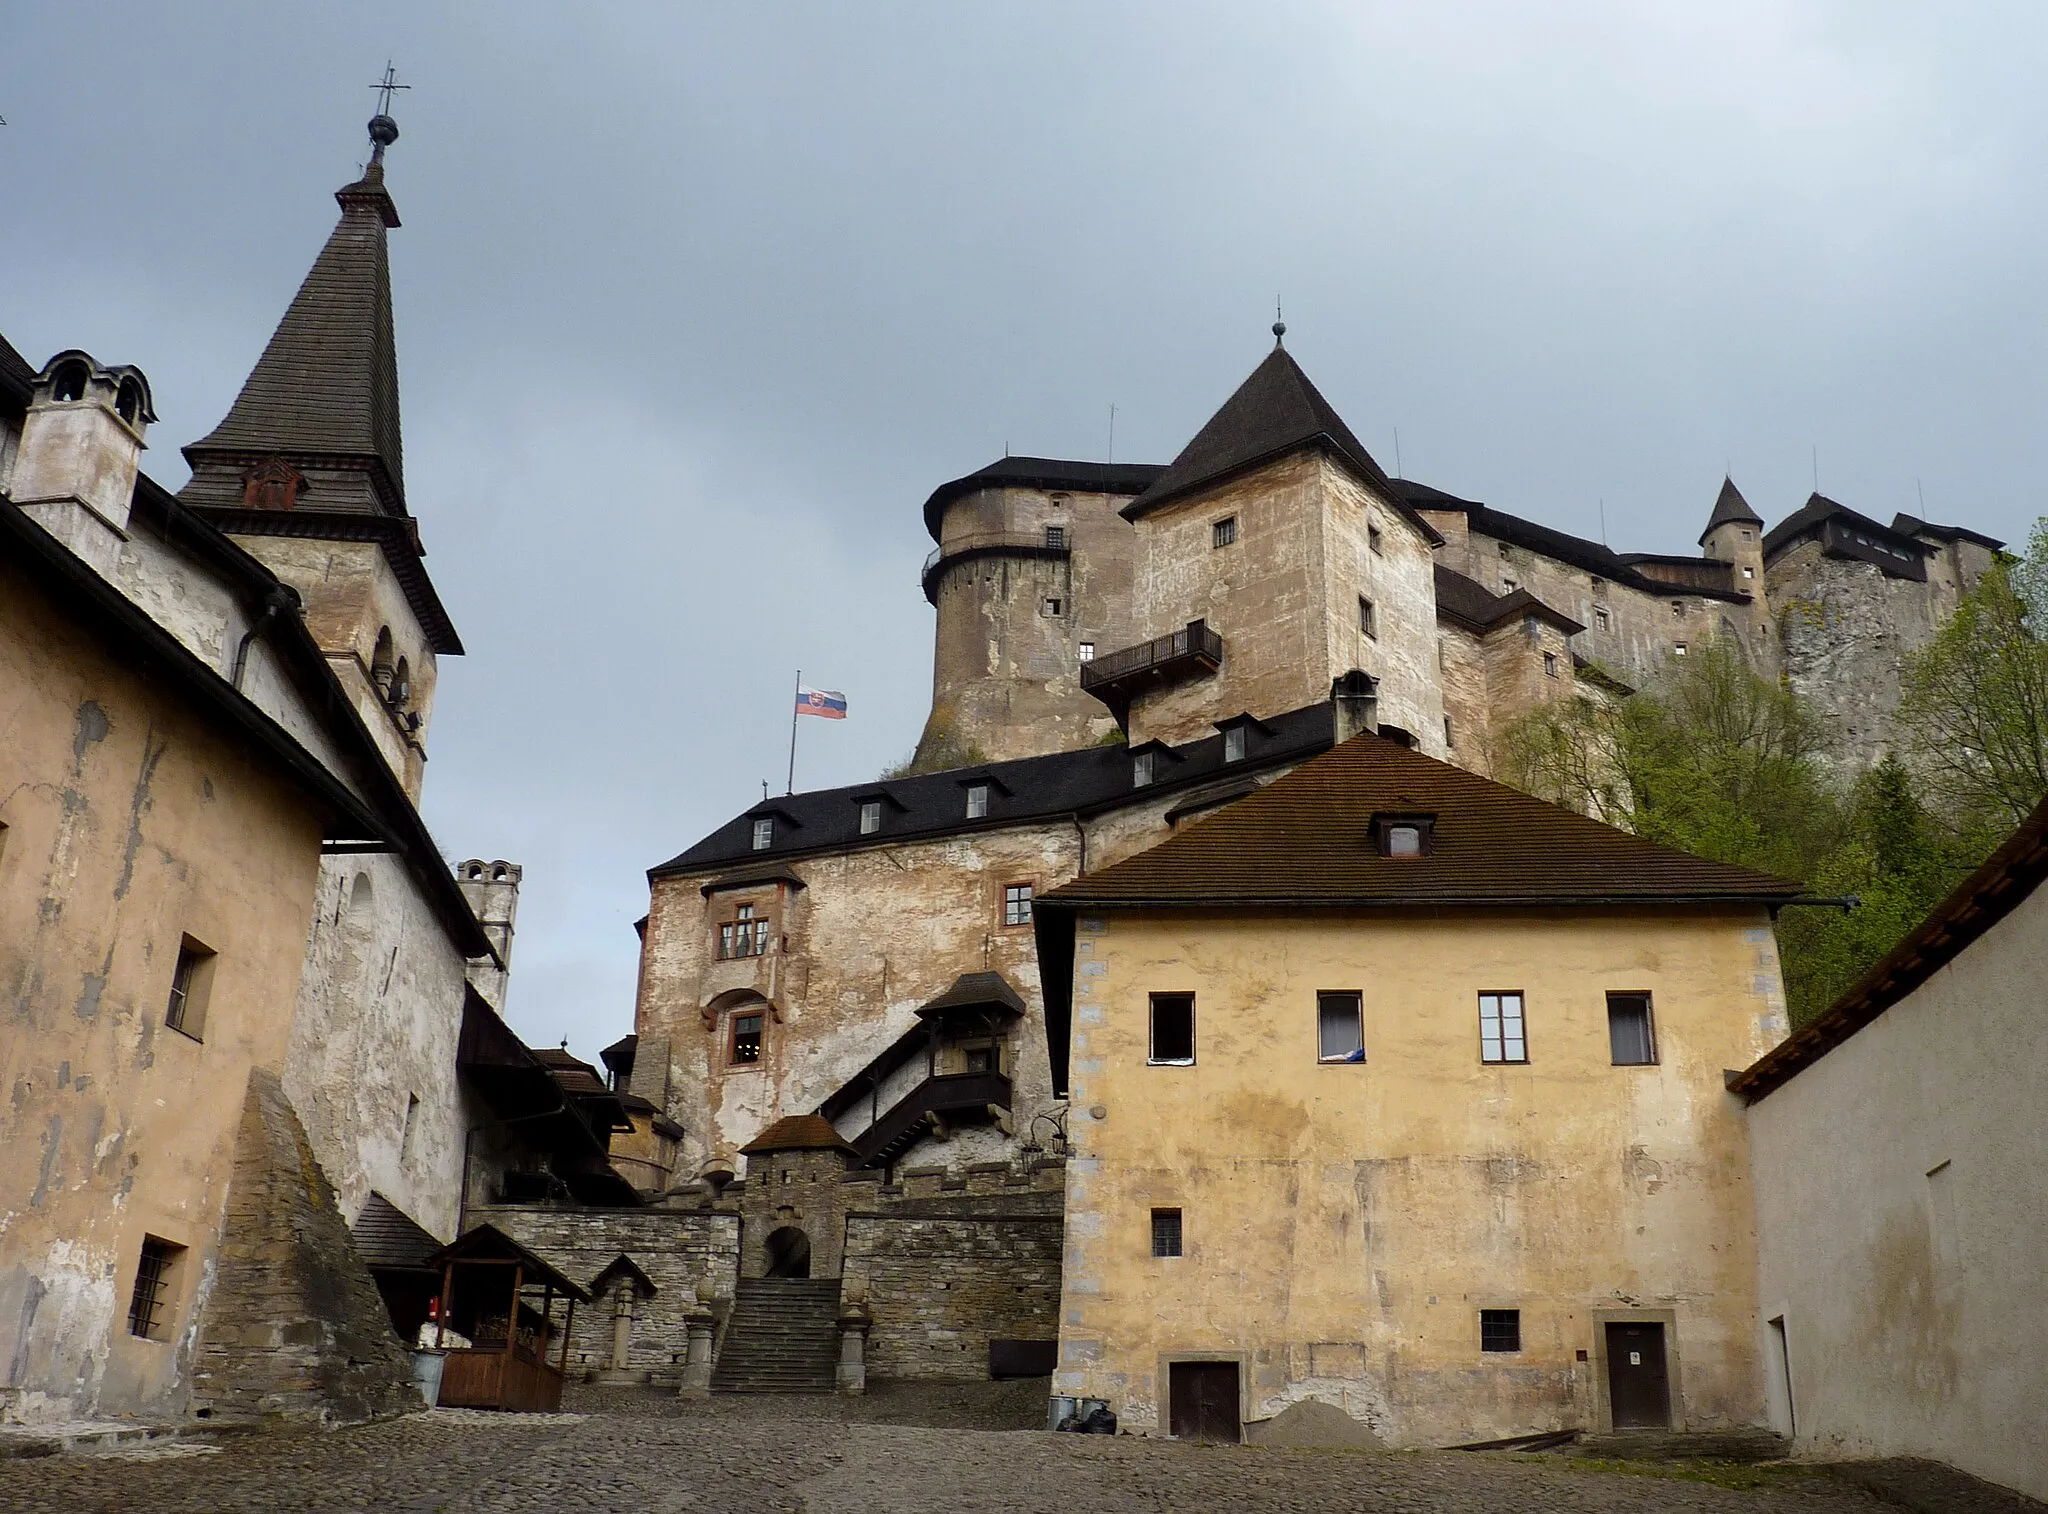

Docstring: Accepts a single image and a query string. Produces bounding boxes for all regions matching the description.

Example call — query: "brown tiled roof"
[1123,346,1439,548]
[1042,731,1801,909]
[741,1114,855,1155]
[182,161,406,511]
[1731,791,2048,1104]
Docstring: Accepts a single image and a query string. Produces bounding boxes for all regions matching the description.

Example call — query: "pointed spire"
[180,113,407,518]
[1698,476,1764,544]
[1125,344,1390,517]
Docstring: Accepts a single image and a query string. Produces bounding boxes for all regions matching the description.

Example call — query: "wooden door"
[1168,1361,1241,1443]
[1605,1321,1672,1429]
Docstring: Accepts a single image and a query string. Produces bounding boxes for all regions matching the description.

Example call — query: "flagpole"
[787,669,801,795]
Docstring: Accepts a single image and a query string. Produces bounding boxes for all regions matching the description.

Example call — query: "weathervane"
[365,61,409,163]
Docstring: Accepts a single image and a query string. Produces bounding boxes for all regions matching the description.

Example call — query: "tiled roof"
[741,1113,855,1155]
[350,1191,443,1272]
[1889,512,2004,553]
[921,456,1165,542]
[1124,347,1434,541]
[1433,564,1583,637]
[0,330,34,410]
[1700,477,1764,540]
[1043,730,1801,909]
[1761,492,1931,562]
[652,700,1339,876]
[1731,790,2048,1103]
[919,970,1028,1019]
[182,162,406,512]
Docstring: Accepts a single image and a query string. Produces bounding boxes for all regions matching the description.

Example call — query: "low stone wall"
[473,1205,739,1384]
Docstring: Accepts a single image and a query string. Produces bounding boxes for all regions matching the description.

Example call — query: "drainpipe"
[229,586,296,690]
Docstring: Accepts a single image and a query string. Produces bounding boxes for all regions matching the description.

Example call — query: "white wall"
[1747,882,2048,1499]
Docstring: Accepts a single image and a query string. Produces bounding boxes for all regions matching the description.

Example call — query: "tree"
[1898,518,2048,836]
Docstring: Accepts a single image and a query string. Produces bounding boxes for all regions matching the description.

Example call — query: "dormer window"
[1223,726,1246,763]
[966,784,989,819]
[1371,813,1435,858]
[752,817,774,850]
[859,800,882,835]
[1132,751,1154,788]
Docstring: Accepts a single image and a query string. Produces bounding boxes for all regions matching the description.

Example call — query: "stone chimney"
[1330,669,1381,744]
[455,859,521,1009]
[10,351,155,576]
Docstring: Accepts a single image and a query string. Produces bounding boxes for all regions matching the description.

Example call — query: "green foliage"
[1898,518,2048,837]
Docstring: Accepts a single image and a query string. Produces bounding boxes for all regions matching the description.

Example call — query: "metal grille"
[1004,884,1033,927]
[1480,1309,1521,1353]
[1151,1208,1183,1258]
[127,1239,174,1339]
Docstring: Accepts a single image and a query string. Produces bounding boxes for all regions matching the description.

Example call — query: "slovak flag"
[797,686,848,719]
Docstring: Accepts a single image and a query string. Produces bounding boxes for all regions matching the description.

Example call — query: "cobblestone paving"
[0,1395,1903,1514]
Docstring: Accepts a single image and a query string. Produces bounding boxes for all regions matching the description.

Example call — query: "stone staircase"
[709,1278,842,1394]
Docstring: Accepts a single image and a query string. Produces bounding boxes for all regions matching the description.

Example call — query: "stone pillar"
[678,1284,717,1399]
[610,1286,635,1370]
[836,1301,871,1396]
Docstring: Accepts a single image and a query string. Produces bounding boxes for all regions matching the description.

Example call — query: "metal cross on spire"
[370,62,410,118]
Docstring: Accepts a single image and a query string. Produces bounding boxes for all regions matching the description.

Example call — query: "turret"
[1699,477,1765,579]
[9,351,155,575]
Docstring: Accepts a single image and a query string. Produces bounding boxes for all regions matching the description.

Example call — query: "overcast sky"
[7,4,2047,1060]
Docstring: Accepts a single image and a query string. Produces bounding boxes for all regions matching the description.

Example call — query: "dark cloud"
[8,3,2046,1058]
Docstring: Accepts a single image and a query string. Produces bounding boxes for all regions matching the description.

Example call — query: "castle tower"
[178,109,461,799]
[915,458,1160,768]
[1698,476,1773,667]
[1105,336,1449,755]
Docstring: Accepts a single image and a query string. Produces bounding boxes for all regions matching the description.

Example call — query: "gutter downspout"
[229,585,296,690]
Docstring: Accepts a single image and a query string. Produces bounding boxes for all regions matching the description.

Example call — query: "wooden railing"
[1079,619,1224,694]
[921,531,1073,602]
[850,1071,1013,1169]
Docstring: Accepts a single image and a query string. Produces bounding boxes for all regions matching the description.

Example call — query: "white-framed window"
[751,817,773,850]
[1479,991,1528,1064]
[1078,641,1095,662]
[1213,516,1237,549]
[1593,606,1610,631]
[859,800,882,835]
[1132,751,1154,788]
[1223,726,1246,763]
[966,784,989,819]
[1317,991,1364,1063]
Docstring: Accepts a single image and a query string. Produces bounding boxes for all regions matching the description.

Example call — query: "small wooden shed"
[424,1224,590,1411]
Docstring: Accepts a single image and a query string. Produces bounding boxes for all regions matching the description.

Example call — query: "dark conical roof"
[1124,344,1393,518]
[182,160,406,513]
[1698,476,1763,543]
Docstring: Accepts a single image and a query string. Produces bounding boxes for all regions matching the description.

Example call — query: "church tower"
[179,107,460,799]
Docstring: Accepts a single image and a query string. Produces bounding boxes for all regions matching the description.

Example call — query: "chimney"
[10,352,155,577]
[455,859,522,1009]
[1330,669,1381,744]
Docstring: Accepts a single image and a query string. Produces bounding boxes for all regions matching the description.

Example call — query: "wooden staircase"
[709,1278,841,1394]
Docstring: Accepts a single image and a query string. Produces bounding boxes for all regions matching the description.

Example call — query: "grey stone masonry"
[187,1070,418,1424]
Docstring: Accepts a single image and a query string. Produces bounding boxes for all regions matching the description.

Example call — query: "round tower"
[1698,477,1773,668]
[913,459,1155,770]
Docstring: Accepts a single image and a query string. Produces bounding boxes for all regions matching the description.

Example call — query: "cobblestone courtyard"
[0,1386,1932,1514]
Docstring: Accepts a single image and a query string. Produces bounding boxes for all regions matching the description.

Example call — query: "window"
[1078,641,1095,662]
[1151,1208,1183,1258]
[963,1044,997,1075]
[1385,825,1421,856]
[1673,642,1688,658]
[1367,522,1384,555]
[116,377,145,425]
[1043,597,1063,616]
[164,937,214,1041]
[127,1237,181,1340]
[1045,525,1067,549]
[1222,726,1246,763]
[1480,1309,1521,1353]
[1607,992,1656,1065]
[50,359,90,404]
[859,800,882,835]
[1593,606,1610,631]
[1004,883,1033,927]
[1740,529,1754,541]
[1317,991,1364,1063]
[371,626,395,697]
[717,904,772,960]
[1497,540,1511,558]
[1212,516,1237,549]
[1672,601,1686,618]
[1543,652,1558,678]
[1132,751,1154,788]
[730,1011,764,1064]
[1149,993,1195,1064]
[1437,639,1448,672]
[1479,992,1527,1064]
[1501,576,1518,593]
[1443,715,1455,750]
[1743,565,1755,579]
[1358,597,1377,639]
[965,784,989,819]
[751,817,773,850]
[1372,813,1432,857]
[400,1093,420,1158]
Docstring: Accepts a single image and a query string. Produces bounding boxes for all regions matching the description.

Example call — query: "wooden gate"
[1168,1361,1242,1443]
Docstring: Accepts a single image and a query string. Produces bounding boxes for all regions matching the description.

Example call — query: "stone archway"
[763,1226,812,1278]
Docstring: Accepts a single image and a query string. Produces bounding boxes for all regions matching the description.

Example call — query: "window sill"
[1317,1054,1366,1065]
[1146,1058,1195,1068]
[165,1023,204,1045]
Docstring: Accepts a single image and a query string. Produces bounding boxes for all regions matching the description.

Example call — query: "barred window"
[1004,884,1033,927]
[1151,1208,1183,1258]
[127,1237,181,1340]
[1212,516,1237,549]
[1480,1309,1521,1353]
[164,937,214,1041]
[1045,525,1067,549]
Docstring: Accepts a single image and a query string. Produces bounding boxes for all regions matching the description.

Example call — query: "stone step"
[710,1276,842,1396]
[1574,1430,1791,1463]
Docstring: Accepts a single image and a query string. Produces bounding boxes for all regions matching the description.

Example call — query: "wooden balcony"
[1079,619,1224,718]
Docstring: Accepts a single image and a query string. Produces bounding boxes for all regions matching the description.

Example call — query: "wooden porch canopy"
[425,1224,592,1412]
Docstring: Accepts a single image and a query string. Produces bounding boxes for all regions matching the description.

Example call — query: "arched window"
[349,872,374,915]
[50,361,89,404]
[115,378,144,424]
[371,628,395,697]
